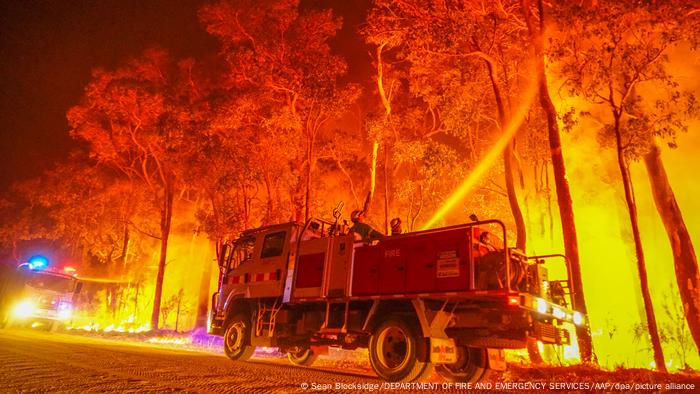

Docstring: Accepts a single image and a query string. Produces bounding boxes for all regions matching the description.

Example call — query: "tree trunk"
[369,141,379,208]
[195,244,214,329]
[383,146,390,234]
[151,176,174,331]
[504,142,527,251]
[484,58,527,251]
[614,115,666,372]
[304,134,314,222]
[263,172,274,225]
[644,141,700,355]
[521,0,594,362]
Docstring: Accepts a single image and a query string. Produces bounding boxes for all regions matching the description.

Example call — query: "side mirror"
[217,244,231,269]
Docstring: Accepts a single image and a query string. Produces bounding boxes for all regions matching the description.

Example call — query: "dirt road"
[0,328,391,393]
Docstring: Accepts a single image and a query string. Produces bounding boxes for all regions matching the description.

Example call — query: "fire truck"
[209,216,584,382]
[0,258,82,331]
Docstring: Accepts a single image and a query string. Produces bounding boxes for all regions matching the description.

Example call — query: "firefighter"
[350,210,384,242]
[390,217,402,235]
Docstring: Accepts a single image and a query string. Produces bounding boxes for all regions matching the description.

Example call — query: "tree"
[200,0,359,222]
[68,49,201,330]
[364,0,529,249]
[521,0,594,363]
[549,1,700,370]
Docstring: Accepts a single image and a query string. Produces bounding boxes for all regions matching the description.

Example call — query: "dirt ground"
[1,327,698,393]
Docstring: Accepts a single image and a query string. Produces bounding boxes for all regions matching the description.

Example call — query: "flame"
[147,337,191,345]
[521,49,700,370]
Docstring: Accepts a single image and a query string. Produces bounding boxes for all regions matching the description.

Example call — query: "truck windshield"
[24,272,75,293]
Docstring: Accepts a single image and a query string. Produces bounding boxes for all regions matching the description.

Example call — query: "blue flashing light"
[28,255,49,270]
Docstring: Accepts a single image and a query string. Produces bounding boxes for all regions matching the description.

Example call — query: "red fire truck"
[209,217,584,382]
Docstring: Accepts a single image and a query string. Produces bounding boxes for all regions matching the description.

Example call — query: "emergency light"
[27,255,49,270]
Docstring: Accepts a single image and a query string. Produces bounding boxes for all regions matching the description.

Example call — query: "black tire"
[287,348,318,366]
[368,315,431,382]
[223,314,255,361]
[435,347,488,383]
[527,337,544,364]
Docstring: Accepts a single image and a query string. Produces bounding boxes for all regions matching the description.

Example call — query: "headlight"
[535,298,548,314]
[552,306,566,320]
[12,300,37,318]
[57,302,73,320]
[573,311,584,326]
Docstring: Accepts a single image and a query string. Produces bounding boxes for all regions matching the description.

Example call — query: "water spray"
[420,67,540,230]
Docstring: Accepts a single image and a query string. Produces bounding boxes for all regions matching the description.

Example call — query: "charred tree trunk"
[304,133,315,222]
[195,245,214,329]
[614,115,666,372]
[383,146,390,234]
[644,141,700,355]
[484,58,527,251]
[503,142,526,251]
[521,0,594,362]
[263,172,274,225]
[151,175,174,331]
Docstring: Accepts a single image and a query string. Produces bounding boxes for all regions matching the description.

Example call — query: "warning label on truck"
[437,250,460,278]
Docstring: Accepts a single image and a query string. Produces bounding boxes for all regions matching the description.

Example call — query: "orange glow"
[507,296,521,307]
[523,61,700,370]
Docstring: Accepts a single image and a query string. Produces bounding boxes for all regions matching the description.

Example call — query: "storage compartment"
[405,240,435,293]
[295,252,325,288]
[351,246,379,295]
[378,240,407,294]
[434,228,471,292]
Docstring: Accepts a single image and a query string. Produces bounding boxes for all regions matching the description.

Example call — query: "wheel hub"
[377,326,411,372]
[226,322,245,351]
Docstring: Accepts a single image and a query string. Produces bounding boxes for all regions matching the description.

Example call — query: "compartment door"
[405,238,436,293]
[351,246,379,296]
[434,229,471,292]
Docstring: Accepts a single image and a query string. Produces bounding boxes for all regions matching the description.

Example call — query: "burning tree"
[199,0,360,223]
[364,0,530,250]
[550,1,700,369]
[68,49,203,330]
[520,0,594,363]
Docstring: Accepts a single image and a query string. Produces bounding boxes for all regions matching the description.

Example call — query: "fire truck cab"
[209,218,584,382]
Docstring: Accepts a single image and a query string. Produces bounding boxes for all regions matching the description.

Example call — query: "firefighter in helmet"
[350,210,384,242]
[390,217,402,235]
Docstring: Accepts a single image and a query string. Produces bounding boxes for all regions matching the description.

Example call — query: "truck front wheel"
[369,316,431,382]
[435,346,488,383]
[224,314,255,361]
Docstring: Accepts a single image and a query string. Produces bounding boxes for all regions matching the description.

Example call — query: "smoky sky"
[0,0,222,191]
[0,0,369,193]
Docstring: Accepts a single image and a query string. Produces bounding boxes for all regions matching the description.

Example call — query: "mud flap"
[487,348,506,371]
[310,345,329,355]
[430,337,458,364]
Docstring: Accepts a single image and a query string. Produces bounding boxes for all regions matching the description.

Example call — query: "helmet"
[350,210,363,223]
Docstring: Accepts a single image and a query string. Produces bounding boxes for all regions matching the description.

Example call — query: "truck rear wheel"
[287,348,318,366]
[224,314,255,361]
[369,315,430,382]
[435,346,488,383]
